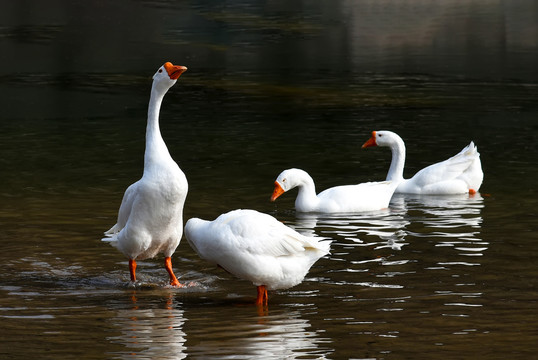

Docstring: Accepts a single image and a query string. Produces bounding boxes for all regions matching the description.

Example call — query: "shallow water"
[1,1,538,359]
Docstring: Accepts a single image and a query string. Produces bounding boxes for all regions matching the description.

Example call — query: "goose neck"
[294,175,320,211]
[387,138,406,182]
[144,87,169,166]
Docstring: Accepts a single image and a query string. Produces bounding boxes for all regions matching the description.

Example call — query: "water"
[1,1,538,359]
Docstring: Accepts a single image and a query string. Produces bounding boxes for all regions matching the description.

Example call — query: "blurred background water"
[1,1,537,359]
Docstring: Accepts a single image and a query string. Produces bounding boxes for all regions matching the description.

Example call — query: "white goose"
[102,62,188,286]
[184,209,331,306]
[362,130,483,195]
[271,168,397,213]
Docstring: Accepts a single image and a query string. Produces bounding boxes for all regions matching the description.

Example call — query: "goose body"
[184,209,331,305]
[102,62,188,286]
[362,130,483,195]
[271,168,397,213]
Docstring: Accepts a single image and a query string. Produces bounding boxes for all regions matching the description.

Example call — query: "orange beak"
[361,131,377,148]
[164,62,187,80]
[271,182,285,202]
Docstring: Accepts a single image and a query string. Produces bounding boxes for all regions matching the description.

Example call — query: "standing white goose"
[102,62,188,286]
[184,209,331,306]
[271,168,397,213]
[362,130,483,195]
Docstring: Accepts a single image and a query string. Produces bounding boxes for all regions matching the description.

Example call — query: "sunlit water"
[1,1,538,359]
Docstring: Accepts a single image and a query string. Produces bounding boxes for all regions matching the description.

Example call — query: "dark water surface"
[1,1,537,359]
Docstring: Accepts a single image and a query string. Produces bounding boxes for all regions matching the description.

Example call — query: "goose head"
[362,130,401,148]
[152,62,188,93]
[271,168,310,201]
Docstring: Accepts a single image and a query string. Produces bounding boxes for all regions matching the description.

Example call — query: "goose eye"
[378,134,383,137]
[158,69,163,73]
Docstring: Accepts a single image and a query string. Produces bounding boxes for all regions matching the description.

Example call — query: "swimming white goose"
[362,130,483,195]
[271,168,397,213]
[184,209,331,306]
[102,62,188,286]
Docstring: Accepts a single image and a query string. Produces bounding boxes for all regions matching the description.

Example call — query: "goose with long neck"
[102,62,188,286]
[271,168,397,213]
[362,130,483,195]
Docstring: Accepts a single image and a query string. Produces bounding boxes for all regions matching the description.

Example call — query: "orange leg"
[165,257,184,287]
[256,285,268,306]
[469,189,477,195]
[129,259,137,282]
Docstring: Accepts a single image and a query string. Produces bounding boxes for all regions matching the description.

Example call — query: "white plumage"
[184,209,331,305]
[102,62,188,286]
[362,130,483,195]
[271,168,397,213]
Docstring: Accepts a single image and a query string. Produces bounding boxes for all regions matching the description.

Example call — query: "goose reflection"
[277,192,485,292]
[107,291,187,359]
[290,208,410,252]
[284,193,485,257]
[396,193,486,258]
[186,307,331,359]
[391,191,484,215]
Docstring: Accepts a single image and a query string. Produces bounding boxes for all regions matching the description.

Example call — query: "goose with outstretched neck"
[102,62,188,286]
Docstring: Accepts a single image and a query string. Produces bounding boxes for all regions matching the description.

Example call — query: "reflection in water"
[286,193,485,301]
[292,207,410,250]
[292,193,484,256]
[278,193,488,358]
[107,292,187,359]
[186,306,331,359]
[398,193,486,259]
